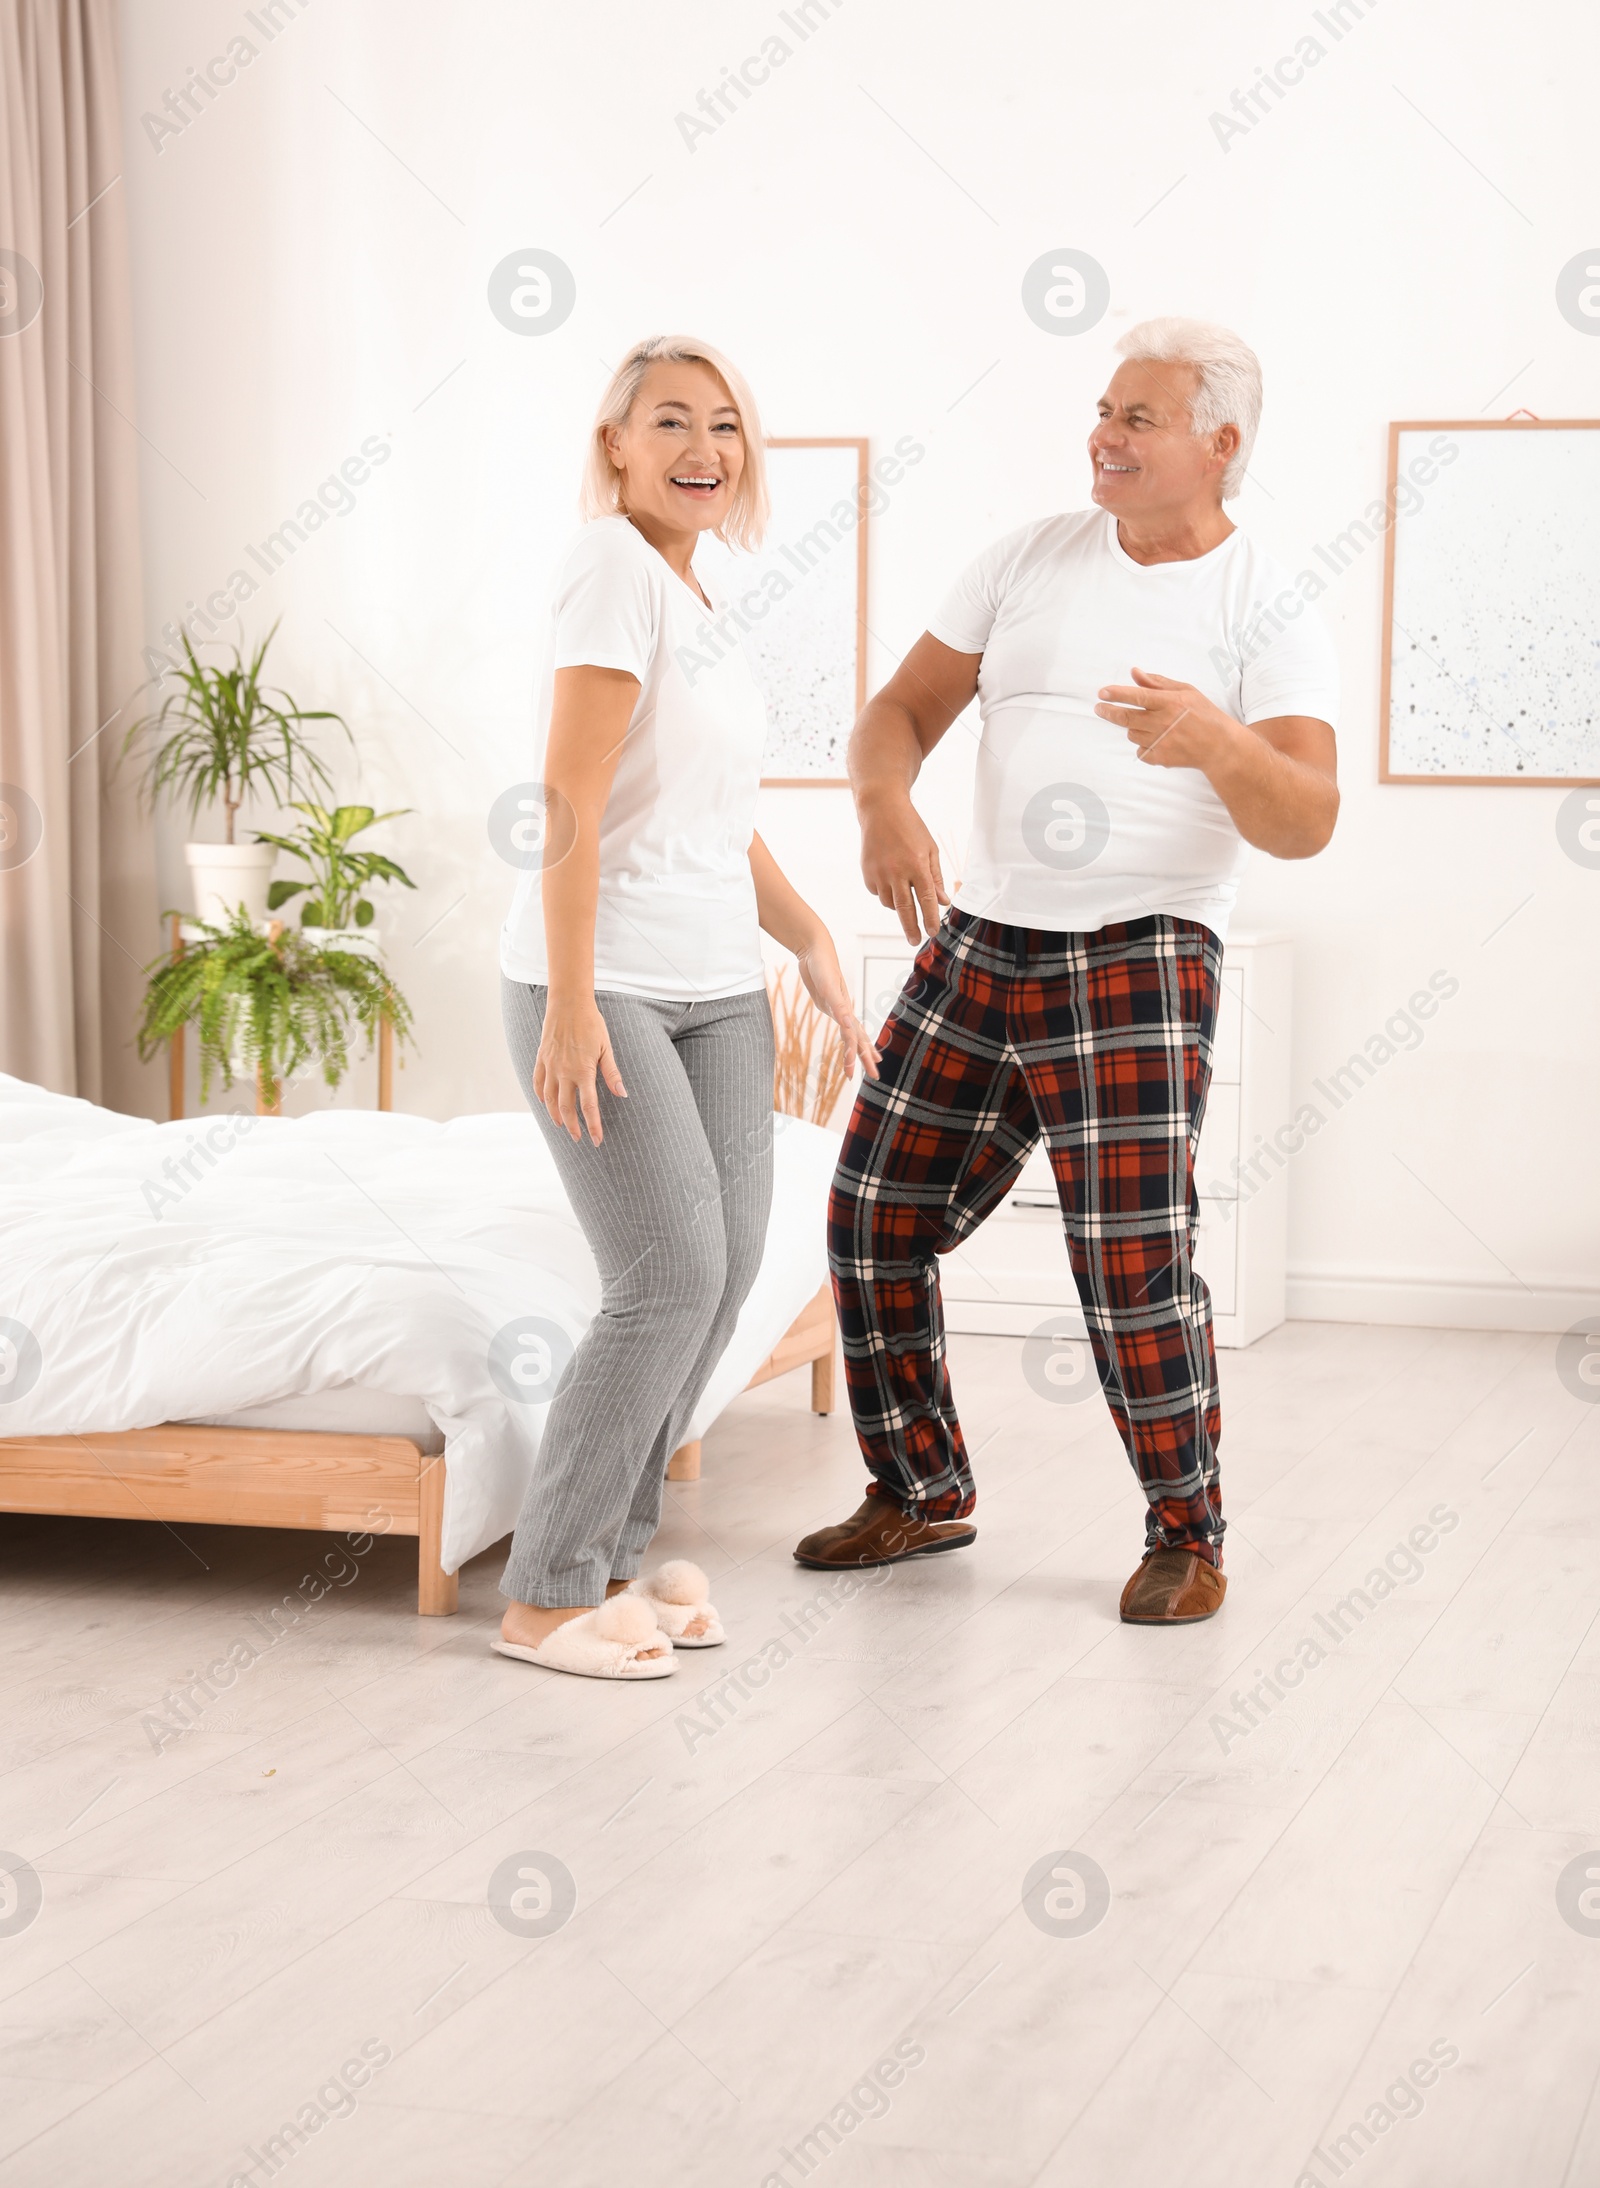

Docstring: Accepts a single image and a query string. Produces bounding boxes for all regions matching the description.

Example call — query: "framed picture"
[1380,418,1600,785]
[699,437,868,785]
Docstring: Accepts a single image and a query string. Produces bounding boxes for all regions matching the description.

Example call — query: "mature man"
[795,318,1340,1624]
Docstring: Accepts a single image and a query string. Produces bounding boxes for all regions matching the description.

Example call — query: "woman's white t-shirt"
[927,510,1341,942]
[500,517,767,1001]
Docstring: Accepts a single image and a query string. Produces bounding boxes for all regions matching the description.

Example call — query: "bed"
[0,1075,839,1612]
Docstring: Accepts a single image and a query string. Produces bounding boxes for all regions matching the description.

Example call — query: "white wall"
[117,0,1600,1331]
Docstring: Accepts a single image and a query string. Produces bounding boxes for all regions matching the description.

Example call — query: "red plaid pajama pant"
[829,909,1225,1565]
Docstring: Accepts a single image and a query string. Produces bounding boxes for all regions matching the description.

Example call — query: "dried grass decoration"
[768,965,852,1126]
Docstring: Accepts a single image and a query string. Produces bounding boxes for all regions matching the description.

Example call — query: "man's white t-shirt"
[927,510,1340,942]
[500,516,767,1001]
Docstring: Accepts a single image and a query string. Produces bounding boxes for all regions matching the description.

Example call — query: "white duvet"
[0,1076,839,1571]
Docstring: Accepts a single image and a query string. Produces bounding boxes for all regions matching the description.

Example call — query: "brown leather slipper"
[1120,1548,1227,1625]
[794,1493,976,1570]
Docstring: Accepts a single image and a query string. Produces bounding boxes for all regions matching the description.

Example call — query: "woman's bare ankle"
[500,1601,592,1647]
[499,1594,669,1661]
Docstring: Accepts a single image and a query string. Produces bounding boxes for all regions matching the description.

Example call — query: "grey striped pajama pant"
[499,976,774,1607]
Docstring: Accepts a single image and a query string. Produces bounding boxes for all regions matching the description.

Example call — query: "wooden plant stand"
[166,913,395,1120]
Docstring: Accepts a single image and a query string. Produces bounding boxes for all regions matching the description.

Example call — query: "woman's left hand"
[796,933,880,1081]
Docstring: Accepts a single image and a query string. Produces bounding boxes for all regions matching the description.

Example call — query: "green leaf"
[333,805,376,841]
[359,854,417,888]
[135,906,412,1098]
[118,621,352,833]
[354,899,374,926]
[266,880,307,909]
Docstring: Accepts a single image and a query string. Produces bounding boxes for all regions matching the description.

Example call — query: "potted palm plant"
[137,909,414,1114]
[123,622,351,924]
[254,803,417,947]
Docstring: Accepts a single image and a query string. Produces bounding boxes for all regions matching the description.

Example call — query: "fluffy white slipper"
[491,1593,677,1680]
[628,1560,725,1649]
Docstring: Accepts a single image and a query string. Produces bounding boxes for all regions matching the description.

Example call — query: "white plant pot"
[185,841,277,926]
[299,925,383,959]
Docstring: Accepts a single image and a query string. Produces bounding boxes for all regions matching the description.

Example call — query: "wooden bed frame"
[0,1283,836,1615]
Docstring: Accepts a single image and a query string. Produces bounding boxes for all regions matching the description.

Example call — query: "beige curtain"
[0,0,157,1109]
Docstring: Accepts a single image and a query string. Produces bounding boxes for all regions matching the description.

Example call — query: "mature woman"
[494,335,875,1680]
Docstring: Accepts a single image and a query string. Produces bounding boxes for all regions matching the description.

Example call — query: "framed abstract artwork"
[698,437,868,785]
[1380,418,1600,785]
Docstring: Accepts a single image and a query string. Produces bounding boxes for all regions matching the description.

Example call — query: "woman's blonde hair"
[579,335,770,553]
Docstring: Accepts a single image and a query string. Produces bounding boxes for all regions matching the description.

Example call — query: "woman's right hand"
[533,996,627,1145]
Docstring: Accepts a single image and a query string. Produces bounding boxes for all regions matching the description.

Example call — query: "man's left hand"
[1094,668,1237,771]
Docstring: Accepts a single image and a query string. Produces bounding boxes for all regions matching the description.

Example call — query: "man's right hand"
[846,633,979,944]
[859,794,950,944]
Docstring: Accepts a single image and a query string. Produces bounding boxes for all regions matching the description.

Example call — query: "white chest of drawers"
[856,927,1293,1350]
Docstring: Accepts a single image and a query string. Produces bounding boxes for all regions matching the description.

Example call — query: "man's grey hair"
[1114,317,1262,501]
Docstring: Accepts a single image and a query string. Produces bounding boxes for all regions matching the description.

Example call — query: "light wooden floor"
[2,1320,1598,2187]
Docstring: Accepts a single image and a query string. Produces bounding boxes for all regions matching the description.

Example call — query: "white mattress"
[193,1387,446,1453]
[0,1076,838,1570]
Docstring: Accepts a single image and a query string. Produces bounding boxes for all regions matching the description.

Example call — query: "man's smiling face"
[1088,358,1233,518]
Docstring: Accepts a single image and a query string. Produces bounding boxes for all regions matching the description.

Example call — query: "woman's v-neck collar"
[619,516,717,614]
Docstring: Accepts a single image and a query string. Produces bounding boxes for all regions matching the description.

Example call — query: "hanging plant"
[137,910,413,1112]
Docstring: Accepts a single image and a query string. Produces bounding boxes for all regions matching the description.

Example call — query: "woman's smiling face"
[603,358,746,538]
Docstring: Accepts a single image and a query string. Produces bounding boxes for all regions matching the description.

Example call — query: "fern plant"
[122,622,350,843]
[255,803,417,929]
[138,910,413,1110]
